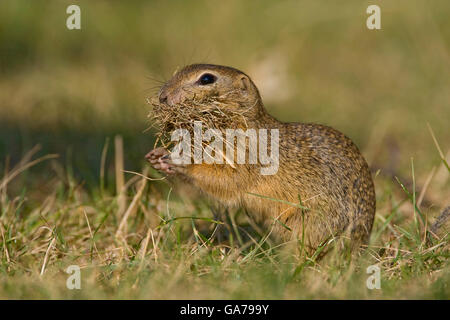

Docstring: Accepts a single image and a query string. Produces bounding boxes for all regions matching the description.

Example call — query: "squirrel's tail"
[349,170,377,250]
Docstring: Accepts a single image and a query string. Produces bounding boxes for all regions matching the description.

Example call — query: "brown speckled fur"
[150,64,376,252]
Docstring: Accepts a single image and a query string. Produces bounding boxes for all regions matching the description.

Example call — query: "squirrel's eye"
[198,73,216,85]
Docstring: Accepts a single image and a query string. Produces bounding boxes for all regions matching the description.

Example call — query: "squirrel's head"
[158,64,264,116]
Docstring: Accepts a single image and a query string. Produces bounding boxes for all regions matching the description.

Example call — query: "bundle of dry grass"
[147,93,251,149]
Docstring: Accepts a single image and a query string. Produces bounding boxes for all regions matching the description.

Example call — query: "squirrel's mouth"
[147,95,250,148]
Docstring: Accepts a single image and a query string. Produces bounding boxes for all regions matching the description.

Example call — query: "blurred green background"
[0,0,449,187]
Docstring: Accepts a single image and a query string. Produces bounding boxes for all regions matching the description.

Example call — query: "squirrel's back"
[269,122,376,247]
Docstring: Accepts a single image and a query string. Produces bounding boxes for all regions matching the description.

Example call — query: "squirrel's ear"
[238,75,251,92]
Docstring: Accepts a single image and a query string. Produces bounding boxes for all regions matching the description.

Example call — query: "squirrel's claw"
[145,147,168,162]
[146,147,186,175]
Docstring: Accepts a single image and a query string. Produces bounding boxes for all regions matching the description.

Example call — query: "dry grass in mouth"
[147,92,253,149]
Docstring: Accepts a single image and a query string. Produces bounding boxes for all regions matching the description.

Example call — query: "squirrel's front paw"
[145,147,185,175]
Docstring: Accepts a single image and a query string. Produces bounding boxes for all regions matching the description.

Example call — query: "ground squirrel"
[146,64,376,252]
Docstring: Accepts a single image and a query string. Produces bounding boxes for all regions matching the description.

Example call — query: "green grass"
[0,0,449,299]
[0,140,448,299]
